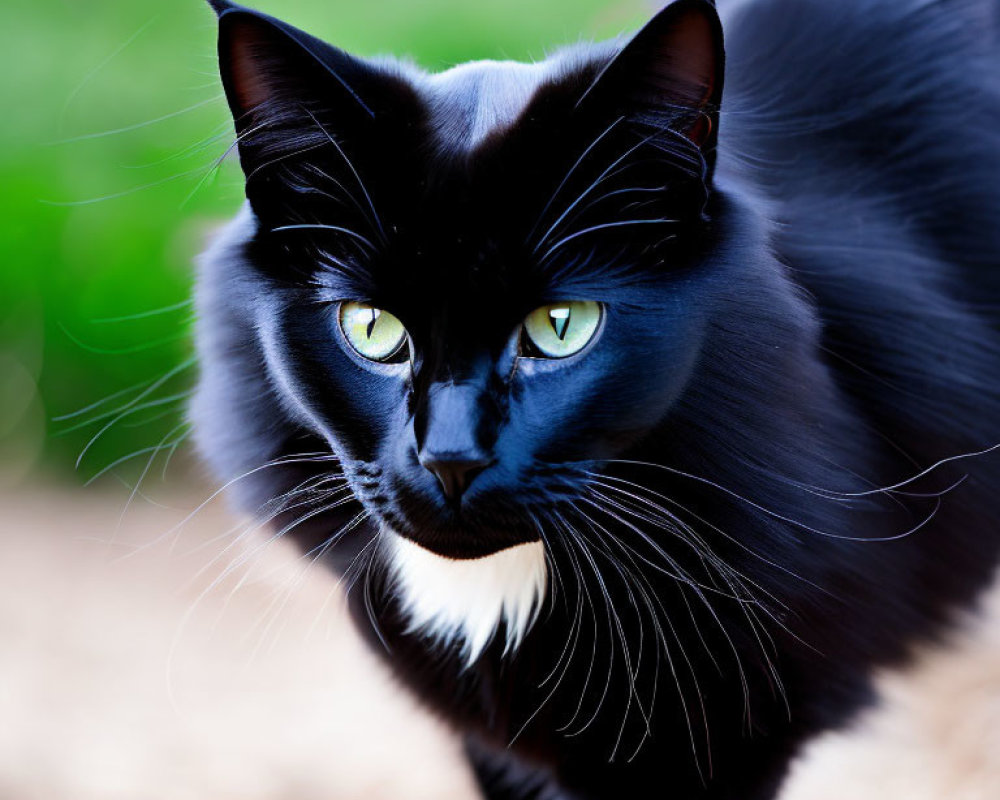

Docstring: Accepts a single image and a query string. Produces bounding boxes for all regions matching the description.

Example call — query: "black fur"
[193,1,1000,797]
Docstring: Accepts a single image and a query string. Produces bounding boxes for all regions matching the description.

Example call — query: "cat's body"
[193,1,1000,798]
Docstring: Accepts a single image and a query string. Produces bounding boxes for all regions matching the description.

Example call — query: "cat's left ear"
[579,0,724,152]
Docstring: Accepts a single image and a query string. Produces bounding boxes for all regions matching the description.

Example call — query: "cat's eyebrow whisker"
[539,219,678,264]
[314,250,355,272]
[527,115,625,247]
[269,223,376,254]
[243,140,329,186]
[312,247,374,286]
[647,124,707,178]
[539,160,671,255]
[532,131,658,255]
[177,117,277,210]
[218,117,276,162]
[297,167,382,248]
[301,106,387,244]
[56,14,160,135]
[573,184,669,220]
[41,161,227,207]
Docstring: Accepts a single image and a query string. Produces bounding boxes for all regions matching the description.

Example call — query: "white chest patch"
[381,530,548,666]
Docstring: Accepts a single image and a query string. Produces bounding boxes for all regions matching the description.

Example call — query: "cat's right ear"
[211,3,379,128]
[207,2,417,216]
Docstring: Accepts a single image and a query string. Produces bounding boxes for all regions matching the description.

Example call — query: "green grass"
[1,0,648,483]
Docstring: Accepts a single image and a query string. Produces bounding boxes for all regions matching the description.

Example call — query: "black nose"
[419,454,491,503]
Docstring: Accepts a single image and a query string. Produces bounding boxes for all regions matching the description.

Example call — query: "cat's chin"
[381,529,548,665]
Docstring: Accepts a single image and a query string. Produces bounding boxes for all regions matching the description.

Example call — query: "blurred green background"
[2,0,648,488]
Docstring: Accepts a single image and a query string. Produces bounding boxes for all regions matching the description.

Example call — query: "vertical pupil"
[366,307,381,339]
[548,306,571,341]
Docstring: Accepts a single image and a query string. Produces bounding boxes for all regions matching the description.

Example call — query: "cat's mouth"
[380,529,548,663]
[375,504,543,559]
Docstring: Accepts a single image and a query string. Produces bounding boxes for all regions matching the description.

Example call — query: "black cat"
[192,1,1000,797]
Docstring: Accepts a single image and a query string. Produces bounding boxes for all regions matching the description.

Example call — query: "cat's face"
[209,1,723,563]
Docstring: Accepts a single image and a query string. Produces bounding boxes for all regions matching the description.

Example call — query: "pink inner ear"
[227,21,275,112]
[643,8,719,146]
[649,10,717,110]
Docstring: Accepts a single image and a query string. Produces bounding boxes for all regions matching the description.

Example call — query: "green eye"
[522,301,602,359]
[339,302,408,362]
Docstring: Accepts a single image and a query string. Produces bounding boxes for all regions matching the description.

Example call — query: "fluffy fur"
[192,1,1000,798]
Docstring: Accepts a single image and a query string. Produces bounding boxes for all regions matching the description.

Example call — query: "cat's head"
[196,1,826,661]
[203,0,721,522]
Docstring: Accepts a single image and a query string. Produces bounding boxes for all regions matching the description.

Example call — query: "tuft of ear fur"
[580,0,724,151]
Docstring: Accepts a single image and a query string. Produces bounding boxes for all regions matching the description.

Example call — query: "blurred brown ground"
[1,481,998,800]
[0,481,478,800]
